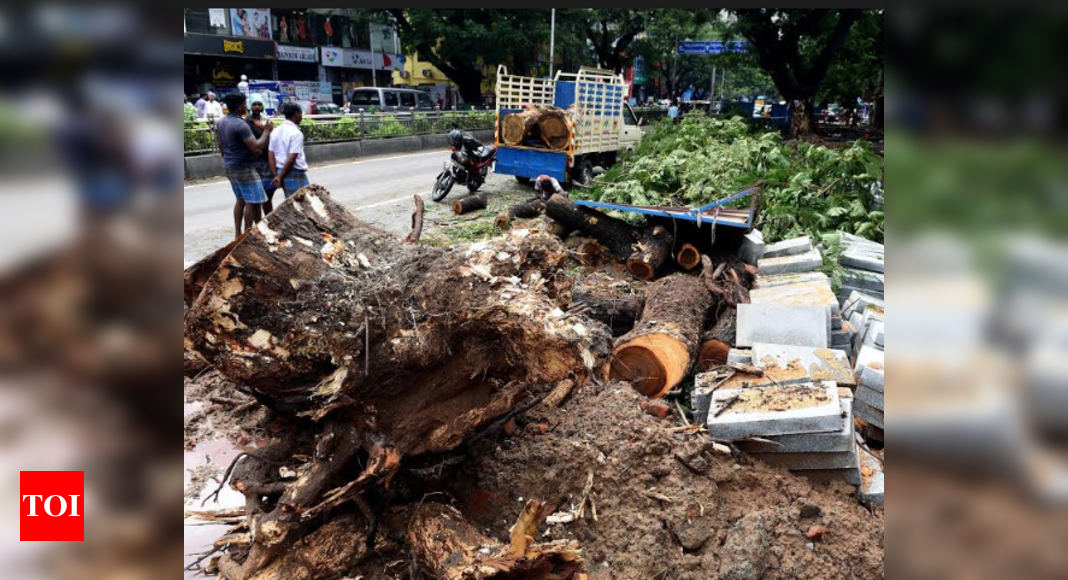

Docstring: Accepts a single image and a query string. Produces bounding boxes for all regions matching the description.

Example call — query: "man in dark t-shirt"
[218,92,273,238]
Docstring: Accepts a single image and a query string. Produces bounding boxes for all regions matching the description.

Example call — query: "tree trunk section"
[607,275,712,398]
[452,192,487,215]
[699,306,737,370]
[627,225,674,281]
[544,194,639,259]
[790,99,813,137]
[537,109,571,150]
[569,284,644,337]
[675,243,701,271]
[502,109,541,146]
[494,198,546,230]
[404,194,425,244]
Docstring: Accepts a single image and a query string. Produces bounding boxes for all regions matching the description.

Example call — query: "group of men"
[216,92,310,238]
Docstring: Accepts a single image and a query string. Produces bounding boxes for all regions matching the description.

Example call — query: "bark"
[502,109,541,146]
[185,238,241,310]
[568,284,644,338]
[700,255,753,307]
[675,243,701,271]
[184,185,611,580]
[404,195,424,244]
[627,225,674,281]
[452,192,488,215]
[408,502,586,580]
[494,198,546,230]
[544,194,639,259]
[699,306,737,370]
[607,274,712,398]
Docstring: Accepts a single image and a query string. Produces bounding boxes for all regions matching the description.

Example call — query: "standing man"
[238,74,250,96]
[268,102,310,199]
[195,93,208,118]
[247,97,279,210]
[667,100,680,122]
[204,92,223,121]
[218,92,273,238]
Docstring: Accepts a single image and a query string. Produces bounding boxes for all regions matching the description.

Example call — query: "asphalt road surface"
[183,150,530,266]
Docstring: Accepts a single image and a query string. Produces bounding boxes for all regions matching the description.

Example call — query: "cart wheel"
[572,160,594,186]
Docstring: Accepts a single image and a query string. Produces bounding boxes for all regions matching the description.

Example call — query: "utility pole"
[710,65,716,101]
[549,9,556,78]
[369,22,378,87]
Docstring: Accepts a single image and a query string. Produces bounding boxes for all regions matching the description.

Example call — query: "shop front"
[319,46,403,103]
[276,44,320,82]
[184,33,276,96]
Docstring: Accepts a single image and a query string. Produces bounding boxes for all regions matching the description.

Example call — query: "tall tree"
[384,9,548,103]
[561,9,655,73]
[731,9,862,136]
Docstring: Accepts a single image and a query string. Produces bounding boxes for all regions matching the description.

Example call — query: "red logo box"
[20,471,84,541]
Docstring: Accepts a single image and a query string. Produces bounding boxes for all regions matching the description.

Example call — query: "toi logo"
[20,471,84,541]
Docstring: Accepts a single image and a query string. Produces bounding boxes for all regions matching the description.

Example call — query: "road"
[183,150,529,265]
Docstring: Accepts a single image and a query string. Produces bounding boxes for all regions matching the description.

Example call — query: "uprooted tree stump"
[184,185,610,580]
[606,274,712,398]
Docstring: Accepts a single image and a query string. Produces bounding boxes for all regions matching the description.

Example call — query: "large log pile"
[501,107,571,151]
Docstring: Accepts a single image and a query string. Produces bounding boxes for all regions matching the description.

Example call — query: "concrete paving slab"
[853,399,884,429]
[758,249,823,276]
[763,235,811,259]
[727,349,753,365]
[840,268,885,293]
[737,400,854,454]
[854,346,885,380]
[860,364,884,393]
[737,304,830,348]
[739,229,765,265]
[707,382,841,439]
[755,271,829,289]
[799,465,862,486]
[858,444,884,507]
[753,446,859,470]
[840,249,885,273]
[749,279,841,316]
[752,343,856,386]
[856,385,884,411]
[841,290,885,320]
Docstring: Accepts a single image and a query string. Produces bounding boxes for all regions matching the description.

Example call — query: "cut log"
[699,306,737,370]
[502,109,541,146]
[569,284,644,337]
[404,194,424,244]
[537,109,571,150]
[494,198,546,230]
[627,225,674,281]
[452,192,488,215]
[184,185,611,580]
[408,502,586,580]
[607,275,712,398]
[676,243,701,270]
[544,194,639,259]
[546,220,572,239]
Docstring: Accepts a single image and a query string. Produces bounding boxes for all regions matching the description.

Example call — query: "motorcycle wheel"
[431,171,455,202]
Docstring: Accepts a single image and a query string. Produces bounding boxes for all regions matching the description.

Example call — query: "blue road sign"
[677,40,749,55]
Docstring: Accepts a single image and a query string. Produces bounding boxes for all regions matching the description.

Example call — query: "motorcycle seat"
[475,145,497,161]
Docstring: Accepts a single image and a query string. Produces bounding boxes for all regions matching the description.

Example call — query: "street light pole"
[370,22,378,87]
[549,8,556,78]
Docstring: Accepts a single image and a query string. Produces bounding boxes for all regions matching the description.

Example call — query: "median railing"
[184,110,496,155]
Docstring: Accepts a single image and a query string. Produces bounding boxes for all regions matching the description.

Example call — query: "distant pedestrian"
[436,94,443,110]
[534,174,565,201]
[269,102,310,199]
[204,92,223,121]
[218,92,274,238]
[668,100,679,122]
[195,93,207,118]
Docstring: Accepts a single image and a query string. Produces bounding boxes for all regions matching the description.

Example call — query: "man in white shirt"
[203,92,223,121]
[268,102,310,198]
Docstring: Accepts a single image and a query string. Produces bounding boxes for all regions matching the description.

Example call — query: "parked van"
[349,87,436,112]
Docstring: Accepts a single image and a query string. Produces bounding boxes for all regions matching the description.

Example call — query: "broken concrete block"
[858,445,884,507]
[837,286,884,304]
[763,236,811,259]
[854,345,885,380]
[691,371,719,426]
[706,382,841,439]
[737,400,854,454]
[840,249,885,273]
[856,385,884,411]
[841,290,884,321]
[860,364,884,393]
[758,250,822,276]
[737,304,830,348]
[755,271,829,290]
[727,348,753,365]
[751,343,856,387]
[853,399,884,429]
[840,268,884,293]
[738,229,765,266]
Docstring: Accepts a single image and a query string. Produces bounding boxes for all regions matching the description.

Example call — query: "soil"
[726,383,834,414]
[184,372,268,452]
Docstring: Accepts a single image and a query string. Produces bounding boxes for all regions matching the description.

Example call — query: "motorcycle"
[431,142,497,202]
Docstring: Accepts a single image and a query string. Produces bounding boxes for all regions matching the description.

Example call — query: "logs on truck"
[501,106,571,151]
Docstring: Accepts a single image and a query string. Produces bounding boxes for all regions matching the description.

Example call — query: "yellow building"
[392,52,452,87]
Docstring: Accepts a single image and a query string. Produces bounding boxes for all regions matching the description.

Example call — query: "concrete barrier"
[185,128,500,182]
